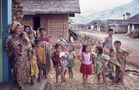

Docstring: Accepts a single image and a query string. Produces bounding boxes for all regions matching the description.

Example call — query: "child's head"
[95,46,103,54]
[55,43,62,53]
[114,40,121,49]
[31,44,37,54]
[103,49,110,55]
[110,48,114,56]
[70,45,74,52]
[82,45,91,53]
[108,29,113,36]
[62,44,70,52]
[35,39,41,47]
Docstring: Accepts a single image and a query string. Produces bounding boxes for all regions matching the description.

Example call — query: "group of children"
[77,29,129,86]
[51,43,76,83]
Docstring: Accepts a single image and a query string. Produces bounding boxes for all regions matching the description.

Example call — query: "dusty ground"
[44,38,139,90]
[45,57,139,90]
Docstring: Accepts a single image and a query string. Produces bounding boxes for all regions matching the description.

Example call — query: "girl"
[29,45,39,85]
[36,40,46,82]
[94,46,110,84]
[67,45,76,79]
[78,45,93,85]
[51,44,65,83]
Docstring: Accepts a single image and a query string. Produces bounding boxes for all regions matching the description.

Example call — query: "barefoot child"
[29,45,39,84]
[109,48,121,84]
[68,45,76,79]
[114,40,129,84]
[78,45,93,85]
[60,45,69,81]
[51,44,65,83]
[36,40,46,82]
[94,46,110,84]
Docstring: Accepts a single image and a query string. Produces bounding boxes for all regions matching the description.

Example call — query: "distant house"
[88,20,106,32]
[20,0,80,41]
[125,14,139,38]
[107,19,127,34]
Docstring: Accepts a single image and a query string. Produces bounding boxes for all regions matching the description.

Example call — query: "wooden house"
[20,0,80,41]
[125,14,139,38]
[88,20,107,32]
[107,19,127,34]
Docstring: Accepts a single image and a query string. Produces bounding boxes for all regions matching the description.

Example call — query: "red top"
[39,35,49,42]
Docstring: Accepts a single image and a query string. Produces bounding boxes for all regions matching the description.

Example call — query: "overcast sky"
[80,0,133,15]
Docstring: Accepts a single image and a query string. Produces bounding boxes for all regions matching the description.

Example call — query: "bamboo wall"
[47,14,69,41]
[21,15,33,27]
[22,14,69,42]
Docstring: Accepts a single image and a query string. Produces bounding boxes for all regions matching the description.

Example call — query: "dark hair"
[108,29,113,32]
[114,40,121,45]
[70,45,74,51]
[32,44,36,48]
[24,25,31,31]
[35,39,41,44]
[82,45,89,52]
[96,46,103,54]
[55,43,62,49]
[110,48,114,53]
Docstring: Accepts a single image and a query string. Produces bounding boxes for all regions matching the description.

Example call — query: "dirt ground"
[44,40,139,90]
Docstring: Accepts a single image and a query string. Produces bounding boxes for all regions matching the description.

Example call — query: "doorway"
[33,16,40,30]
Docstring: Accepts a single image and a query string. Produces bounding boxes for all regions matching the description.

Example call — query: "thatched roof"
[125,14,139,24]
[20,0,80,15]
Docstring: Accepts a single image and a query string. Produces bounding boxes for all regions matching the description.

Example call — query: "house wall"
[22,14,69,42]
[21,15,33,27]
[135,24,139,31]
[47,14,69,42]
[109,25,127,33]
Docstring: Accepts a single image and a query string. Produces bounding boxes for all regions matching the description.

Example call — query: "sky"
[80,0,133,15]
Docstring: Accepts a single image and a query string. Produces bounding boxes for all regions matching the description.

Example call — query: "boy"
[36,39,46,82]
[103,29,113,50]
[114,40,129,84]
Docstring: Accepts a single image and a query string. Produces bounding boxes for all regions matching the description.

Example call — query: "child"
[29,45,39,85]
[103,29,113,50]
[78,45,93,85]
[109,48,121,84]
[94,46,110,84]
[67,45,76,79]
[51,44,64,83]
[60,45,69,81]
[36,39,46,82]
[114,40,129,84]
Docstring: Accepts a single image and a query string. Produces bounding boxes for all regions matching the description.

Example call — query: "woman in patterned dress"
[6,21,30,90]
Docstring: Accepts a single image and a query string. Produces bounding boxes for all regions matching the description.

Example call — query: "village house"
[20,0,80,41]
[125,14,139,38]
[89,20,107,32]
[107,19,127,34]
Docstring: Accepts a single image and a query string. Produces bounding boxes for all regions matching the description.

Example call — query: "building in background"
[125,14,139,38]
[20,0,80,42]
[107,19,127,34]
